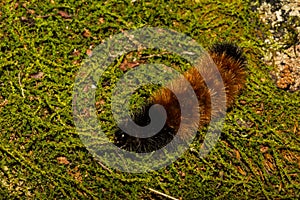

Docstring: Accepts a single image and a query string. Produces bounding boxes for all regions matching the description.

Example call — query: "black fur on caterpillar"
[113,42,246,153]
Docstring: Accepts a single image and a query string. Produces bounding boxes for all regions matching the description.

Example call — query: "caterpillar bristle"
[209,43,247,106]
[209,42,246,65]
[114,42,247,153]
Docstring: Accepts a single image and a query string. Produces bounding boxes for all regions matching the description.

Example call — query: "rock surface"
[255,0,300,92]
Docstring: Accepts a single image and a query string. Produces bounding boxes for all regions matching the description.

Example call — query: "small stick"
[98,161,113,174]
[18,72,25,98]
[146,187,179,200]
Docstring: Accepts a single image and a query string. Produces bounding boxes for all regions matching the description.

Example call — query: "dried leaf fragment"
[86,49,93,57]
[72,49,81,56]
[30,72,44,79]
[57,156,70,165]
[83,29,91,38]
[119,61,142,71]
[58,10,71,18]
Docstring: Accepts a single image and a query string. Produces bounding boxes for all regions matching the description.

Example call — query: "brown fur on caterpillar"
[114,42,246,153]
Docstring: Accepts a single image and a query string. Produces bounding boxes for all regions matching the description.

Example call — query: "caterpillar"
[113,42,247,153]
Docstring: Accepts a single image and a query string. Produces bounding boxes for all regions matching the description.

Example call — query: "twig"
[146,187,179,200]
[18,72,25,98]
[98,161,113,174]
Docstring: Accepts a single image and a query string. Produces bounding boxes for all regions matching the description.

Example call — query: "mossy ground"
[0,0,299,199]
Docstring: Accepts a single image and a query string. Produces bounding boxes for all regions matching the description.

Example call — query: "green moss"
[0,0,299,199]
